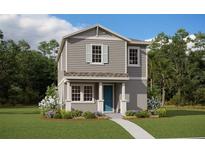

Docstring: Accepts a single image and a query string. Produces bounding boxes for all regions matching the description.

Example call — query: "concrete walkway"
[108,114,154,139]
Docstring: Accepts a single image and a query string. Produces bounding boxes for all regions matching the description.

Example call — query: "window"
[71,85,80,101]
[92,45,102,63]
[71,84,94,103]
[128,47,140,66]
[84,86,93,101]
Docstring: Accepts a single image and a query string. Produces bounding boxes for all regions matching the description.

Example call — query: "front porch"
[63,80,128,115]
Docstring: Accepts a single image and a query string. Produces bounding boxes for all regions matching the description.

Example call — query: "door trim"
[103,84,114,113]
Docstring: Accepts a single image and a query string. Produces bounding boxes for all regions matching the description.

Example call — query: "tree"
[18,40,30,52]
[0,29,57,105]
[38,39,59,58]
[148,33,174,106]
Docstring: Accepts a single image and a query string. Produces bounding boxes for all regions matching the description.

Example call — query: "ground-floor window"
[71,84,94,103]
[84,86,93,101]
[71,85,81,101]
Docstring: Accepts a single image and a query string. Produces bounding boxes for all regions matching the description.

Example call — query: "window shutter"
[103,45,108,64]
[86,44,92,63]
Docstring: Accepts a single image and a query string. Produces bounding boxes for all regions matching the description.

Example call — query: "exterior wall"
[71,103,97,112]
[114,83,121,113]
[125,79,147,110]
[71,27,122,39]
[66,38,126,73]
[57,45,65,83]
[127,45,147,78]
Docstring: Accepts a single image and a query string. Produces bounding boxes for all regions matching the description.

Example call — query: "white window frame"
[71,84,95,103]
[90,44,104,65]
[71,84,81,103]
[83,84,94,103]
[128,46,140,67]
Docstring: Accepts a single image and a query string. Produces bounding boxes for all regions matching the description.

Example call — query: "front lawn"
[130,106,205,138]
[0,107,133,139]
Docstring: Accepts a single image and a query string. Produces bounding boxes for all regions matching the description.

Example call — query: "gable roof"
[57,24,150,61]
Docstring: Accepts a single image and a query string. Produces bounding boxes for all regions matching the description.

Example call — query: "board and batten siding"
[126,79,147,110]
[66,38,126,73]
[127,45,147,78]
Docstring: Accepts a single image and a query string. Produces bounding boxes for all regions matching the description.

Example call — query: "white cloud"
[0,15,82,49]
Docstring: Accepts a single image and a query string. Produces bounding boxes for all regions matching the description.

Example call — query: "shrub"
[136,111,149,118]
[60,109,66,118]
[45,110,55,118]
[125,110,137,116]
[53,112,62,119]
[38,84,60,116]
[155,107,167,117]
[147,97,161,111]
[63,111,73,119]
[94,112,104,117]
[82,111,96,119]
[71,109,83,117]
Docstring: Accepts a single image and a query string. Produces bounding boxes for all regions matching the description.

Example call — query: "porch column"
[120,82,127,115]
[65,80,71,111]
[97,82,104,113]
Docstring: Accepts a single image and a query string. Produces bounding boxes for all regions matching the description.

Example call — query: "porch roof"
[64,71,129,80]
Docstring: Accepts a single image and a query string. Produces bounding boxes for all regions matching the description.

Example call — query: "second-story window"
[92,45,102,63]
[128,47,140,67]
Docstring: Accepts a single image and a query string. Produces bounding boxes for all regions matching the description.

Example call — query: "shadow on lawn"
[167,109,205,117]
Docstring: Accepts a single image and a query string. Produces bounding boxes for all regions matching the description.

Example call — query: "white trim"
[65,76,129,81]
[145,48,148,80]
[71,84,81,103]
[90,44,104,65]
[83,84,95,103]
[58,77,67,86]
[72,36,122,41]
[129,77,147,80]
[96,26,99,36]
[60,53,63,70]
[65,40,68,71]
[103,83,114,113]
[70,83,95,104]
[128,46,140,67]
[125,41,127,73]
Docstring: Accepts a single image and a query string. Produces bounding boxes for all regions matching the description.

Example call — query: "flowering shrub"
[147,97,161,111]
[39,84,60,117]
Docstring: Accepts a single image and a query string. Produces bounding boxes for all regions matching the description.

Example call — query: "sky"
[0,14,205,49]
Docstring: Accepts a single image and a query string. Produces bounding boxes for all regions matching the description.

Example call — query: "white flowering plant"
[38,84,60,117]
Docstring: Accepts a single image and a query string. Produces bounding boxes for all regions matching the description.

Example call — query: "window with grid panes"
[84,86,93,101]
[129,48,139,65]
[71,86,80,101]
[92,45,102,63]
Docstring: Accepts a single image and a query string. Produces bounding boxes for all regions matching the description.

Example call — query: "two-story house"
[57,24,149,115]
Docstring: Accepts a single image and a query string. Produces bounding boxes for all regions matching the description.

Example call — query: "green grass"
[0,107,132,139]
[130,107,205,138]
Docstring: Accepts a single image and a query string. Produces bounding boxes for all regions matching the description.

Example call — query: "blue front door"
[103,85,113,112]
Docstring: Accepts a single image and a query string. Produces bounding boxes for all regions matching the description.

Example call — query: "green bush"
[82,111,96,119]
[125,111,136,116]
[136,111,150,118]
[53,112,62,119]
[63,111,73,119]
[60,110,66,118]
[155,107,167,117]
[71,109,83,117]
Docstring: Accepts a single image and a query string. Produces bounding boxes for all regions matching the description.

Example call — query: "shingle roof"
[64,71,128,78]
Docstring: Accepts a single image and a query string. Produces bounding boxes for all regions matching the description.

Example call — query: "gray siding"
[66,38,126,73]
[57,46,65,83]
[71,103,97,112]
[127,45,147,77]
[126,79,147,110]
